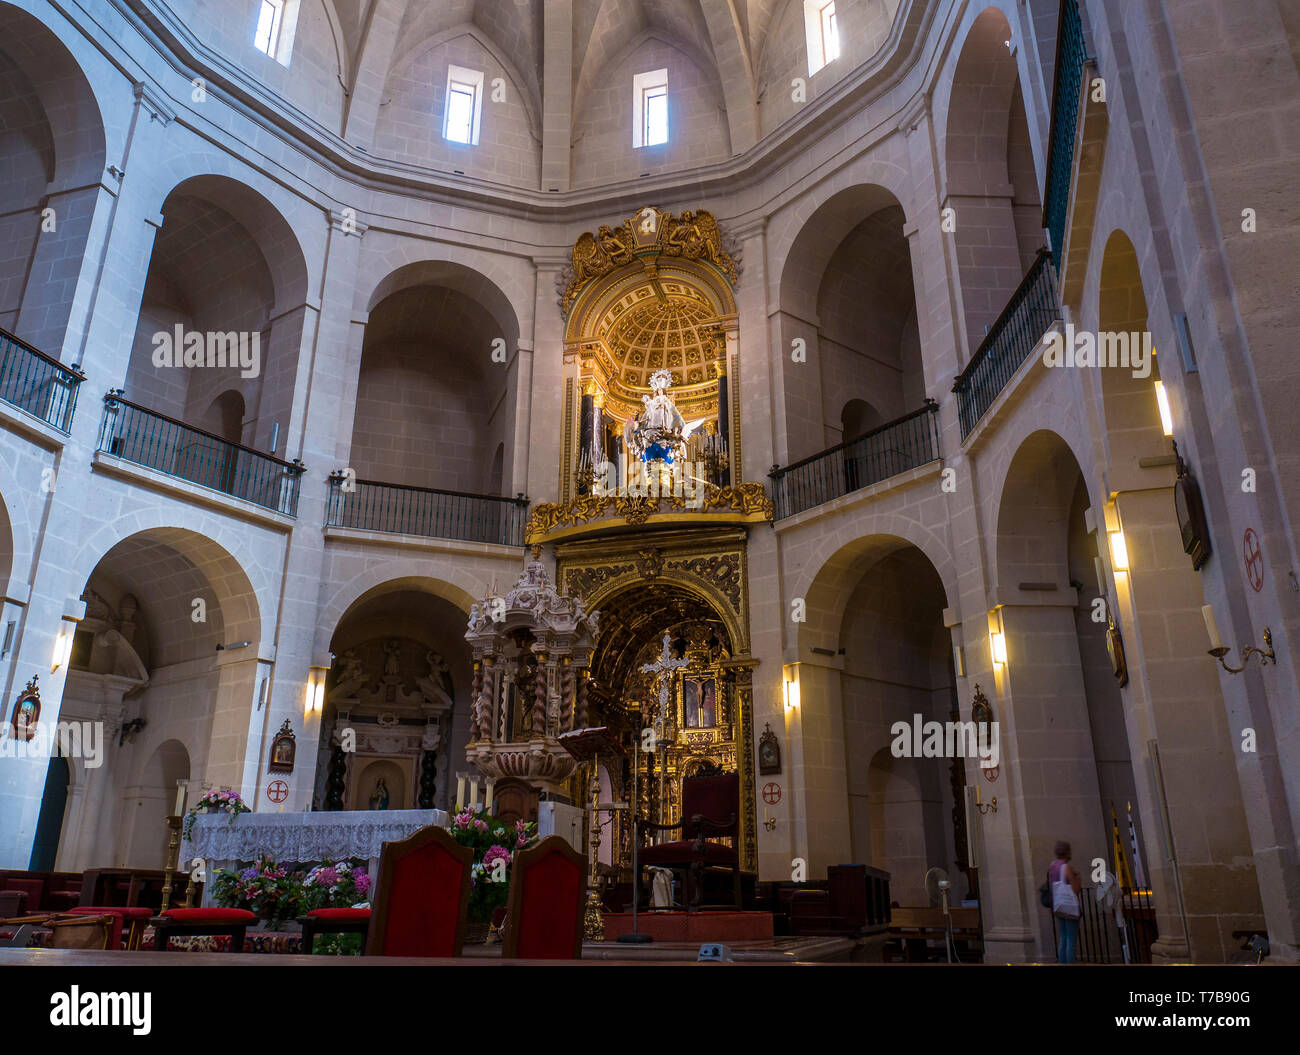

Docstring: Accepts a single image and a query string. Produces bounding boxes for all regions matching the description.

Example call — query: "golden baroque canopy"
[560,207,738,319]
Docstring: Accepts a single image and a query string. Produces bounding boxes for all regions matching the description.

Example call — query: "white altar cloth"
[182,808,449,905]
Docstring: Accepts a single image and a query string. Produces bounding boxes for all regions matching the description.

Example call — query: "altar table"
[181,809,449,905]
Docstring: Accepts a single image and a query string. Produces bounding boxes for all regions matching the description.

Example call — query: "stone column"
[1109,488,1266,961]
[987,597,1110,960]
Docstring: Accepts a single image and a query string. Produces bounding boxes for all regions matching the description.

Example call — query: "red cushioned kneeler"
[501,836,587,960]
[299,907,372,954]
[307,908,371,919]
[151,907,256,952]
[364,826,472,957]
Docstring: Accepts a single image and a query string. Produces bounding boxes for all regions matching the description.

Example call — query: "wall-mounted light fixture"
[1153,381,1174,437]
[1109,530,1130,573]
[989,631,1008,666]
[305,665,328,714]
[1202,604,1276,674]
[953,644,966,678]
[51,624,74,673]
[782,665,800,710]
[52,598,86,673]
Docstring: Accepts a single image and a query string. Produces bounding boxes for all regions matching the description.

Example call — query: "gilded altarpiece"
[555,527,758,873]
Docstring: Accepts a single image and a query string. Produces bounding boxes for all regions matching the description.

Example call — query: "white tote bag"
[1052,860,1080,919]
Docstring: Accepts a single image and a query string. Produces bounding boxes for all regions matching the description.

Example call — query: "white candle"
[456,776,465,811]
[174,782,186,817]
[485,780,494,813]
[469,778,479,809]
[1202,604,1222,650]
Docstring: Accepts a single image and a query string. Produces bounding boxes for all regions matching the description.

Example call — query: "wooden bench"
[884,906,982,962]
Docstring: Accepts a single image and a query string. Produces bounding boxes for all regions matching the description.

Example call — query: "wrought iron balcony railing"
[326,474,528,547]
[98,392,305,515]
[769,401,941,520]
[953,249,1061,439]
[1043,0,1089,269]
[0,327,83,432]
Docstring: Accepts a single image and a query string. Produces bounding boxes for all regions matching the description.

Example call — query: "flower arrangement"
[301,859,372,911]
[211,854,305,925]
[448,806,538,922]
[182,788,252,841]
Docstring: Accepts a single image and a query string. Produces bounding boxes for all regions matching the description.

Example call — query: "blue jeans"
[1056,916,1079,963]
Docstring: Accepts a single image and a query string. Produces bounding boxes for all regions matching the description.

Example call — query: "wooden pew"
[884,906,982,962]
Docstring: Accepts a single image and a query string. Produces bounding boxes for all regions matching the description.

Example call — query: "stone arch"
[316,569,481,657]
[937,4,1047,354]
[793,530,959,881]
[124,739,190,869]
[351,259,522,495]
[149,173,311,316]
[774,182,924,463]
[1095,228,1165,463]
[123,173,312,454]
[0,1,107,352]
[71,520,267,652]
[793,524,956,655]
[994,427,1100,593]
[362,256,524,352]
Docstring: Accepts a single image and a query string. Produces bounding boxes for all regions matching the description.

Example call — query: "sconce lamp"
[783,666,800,710]
[305,665,328,714]
[51,623,74,673]
[1202,604,1276,674]
[989,632,1008,666]
[1109,531,1130,573]
[974,783,997,815]
[1153,381,1174,437]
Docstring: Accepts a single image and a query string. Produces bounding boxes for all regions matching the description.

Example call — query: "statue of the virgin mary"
[624,370,698,465]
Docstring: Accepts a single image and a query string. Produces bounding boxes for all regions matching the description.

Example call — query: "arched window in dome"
[253,0,300,67]
[805,0,841,75]
[633,68,669,148]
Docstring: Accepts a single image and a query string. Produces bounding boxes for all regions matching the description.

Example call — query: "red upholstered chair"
[364,825,473,957]
[501,836,587,960]
[151,907,256,951]
[300,907,371,953]
[636,771,741,911]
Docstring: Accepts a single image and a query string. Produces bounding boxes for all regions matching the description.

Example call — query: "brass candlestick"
[160,815,182,910]
[583,761,606,942]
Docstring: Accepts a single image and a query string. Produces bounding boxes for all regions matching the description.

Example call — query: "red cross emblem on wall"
[267,780,289,803]
[1243,528,1264,592]
[762,783,782,805]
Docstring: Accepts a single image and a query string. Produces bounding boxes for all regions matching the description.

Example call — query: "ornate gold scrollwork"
[561,208,738,319]
[524,482,774,544]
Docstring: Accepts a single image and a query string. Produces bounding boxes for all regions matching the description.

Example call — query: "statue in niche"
[426,652,452,695]
[368,777,390,811]
[383,640,402,676]
[416,651,454,712]
[332,649,368,699]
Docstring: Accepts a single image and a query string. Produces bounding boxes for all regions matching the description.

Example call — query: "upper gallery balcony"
[0,327,84,435]
[97,392,305,516]
[953,249,1062,440]
[326,474,528,548]
[768,401,941,521]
